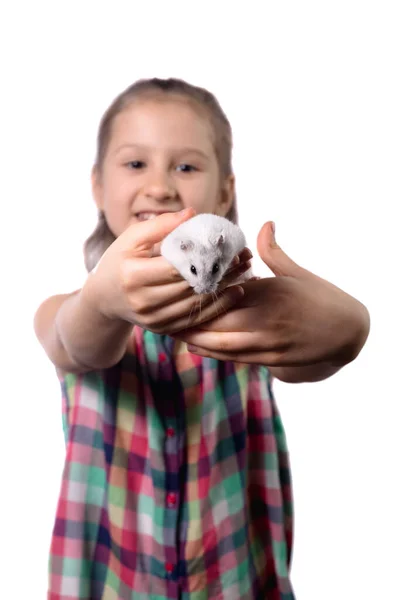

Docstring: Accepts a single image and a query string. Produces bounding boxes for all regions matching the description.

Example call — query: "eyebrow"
[114,143,210,160]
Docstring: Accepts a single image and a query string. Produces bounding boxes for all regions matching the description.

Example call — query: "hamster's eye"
[190,265,197,275]
[212,263,219,274]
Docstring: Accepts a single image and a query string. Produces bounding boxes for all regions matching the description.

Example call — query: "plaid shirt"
[48,328,295,599]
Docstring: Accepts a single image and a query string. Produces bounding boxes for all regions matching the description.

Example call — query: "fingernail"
[232,255,240,266]
[242,248,253,260]
[179,207,194,216]
[187,344,198,353]
[271,222,276,239]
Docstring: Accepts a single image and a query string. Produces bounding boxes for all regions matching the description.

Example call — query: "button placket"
[157,336,181,584]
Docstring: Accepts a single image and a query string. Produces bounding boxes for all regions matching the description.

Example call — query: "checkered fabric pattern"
[48,327,295,599]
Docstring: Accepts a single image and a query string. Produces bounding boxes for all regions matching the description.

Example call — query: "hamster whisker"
[186,290,201,329]
[198,293,203,323]
[218,288,230,316]
[213,291,221,317]
[186,292,196,329]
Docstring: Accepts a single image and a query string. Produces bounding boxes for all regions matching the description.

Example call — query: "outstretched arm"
[173,222,370,383]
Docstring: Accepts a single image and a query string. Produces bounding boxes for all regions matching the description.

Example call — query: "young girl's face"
[92,96,234,238]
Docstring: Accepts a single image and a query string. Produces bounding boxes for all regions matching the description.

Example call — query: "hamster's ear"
[211,232,225,247]
[180,240,194,251]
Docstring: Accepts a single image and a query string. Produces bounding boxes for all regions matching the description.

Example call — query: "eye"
[126,161,145,169]
[190,265,197,275]
[212,263,219,274]
[176,164,197,173]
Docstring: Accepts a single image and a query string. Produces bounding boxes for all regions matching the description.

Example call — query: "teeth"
[137,212,159,221]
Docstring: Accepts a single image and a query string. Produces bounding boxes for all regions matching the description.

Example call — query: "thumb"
[257,221,305,277]
[125,208,196,248]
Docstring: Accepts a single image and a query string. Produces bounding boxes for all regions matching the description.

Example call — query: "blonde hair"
[84,78,238,272]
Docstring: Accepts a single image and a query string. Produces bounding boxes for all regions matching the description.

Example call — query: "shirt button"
[159,352,167,362]
[165,562,174,574]
[166,492,177,506]
[166,427,175,438]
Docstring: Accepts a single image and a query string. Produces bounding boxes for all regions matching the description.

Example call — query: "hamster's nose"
[194,284,216,295]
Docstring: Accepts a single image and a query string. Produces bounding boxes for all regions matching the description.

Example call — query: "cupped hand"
[81,209,250,335]
[173,222,369,366]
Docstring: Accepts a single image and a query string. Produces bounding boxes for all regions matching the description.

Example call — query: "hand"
[173,222,370,367]
[81,209,250,335]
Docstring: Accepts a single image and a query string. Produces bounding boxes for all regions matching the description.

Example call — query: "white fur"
[160,213,251,294]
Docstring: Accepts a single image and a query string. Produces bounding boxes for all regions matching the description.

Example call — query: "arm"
[34,211,247,375]
[177,279,371,383]
[33,280,133,375]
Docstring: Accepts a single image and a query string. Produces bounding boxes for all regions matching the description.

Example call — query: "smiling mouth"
[135,211,176,221]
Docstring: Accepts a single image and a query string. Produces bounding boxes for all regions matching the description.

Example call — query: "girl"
[34,78,370,600]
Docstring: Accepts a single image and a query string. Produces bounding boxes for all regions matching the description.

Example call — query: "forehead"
[109,96,215,154]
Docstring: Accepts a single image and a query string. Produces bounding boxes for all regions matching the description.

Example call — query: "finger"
[238,247,253,262]
[183,346,286,365]
[125,256,185,285]
[137,280,202,313]
[175,330,272,353]
[165,286,245,333]
[225,247,253,275]
[257,221,306,278]
[167,279,268,331]
[137,244,251,289]
[124,207,196,248]
[219,261,252,289]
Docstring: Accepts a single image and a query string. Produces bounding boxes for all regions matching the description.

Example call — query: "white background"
[1,1,399,598]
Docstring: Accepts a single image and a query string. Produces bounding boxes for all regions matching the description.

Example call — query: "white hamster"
[160,213,251,294]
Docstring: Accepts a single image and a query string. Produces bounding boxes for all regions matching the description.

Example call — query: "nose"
[142,169,176,202]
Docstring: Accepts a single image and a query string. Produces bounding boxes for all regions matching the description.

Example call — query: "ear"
[216,174,235,217]
[212,232,225,246]
[180,239,194,251]
[91,166,104,211]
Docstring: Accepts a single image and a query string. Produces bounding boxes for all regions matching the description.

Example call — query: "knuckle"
[119,261,132,292]
[129,295,148,314]
[148,322,163,334]
[137,313,155,329]
[217,338,230,352]
[268,344,293,366]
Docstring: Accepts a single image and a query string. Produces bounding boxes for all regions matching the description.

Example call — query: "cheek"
[104,171,132,203]
[179,175,220,212]
[217,263,229,282]
[185,271,197,287]
[181,265,198,288]
[101,171,135,233]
